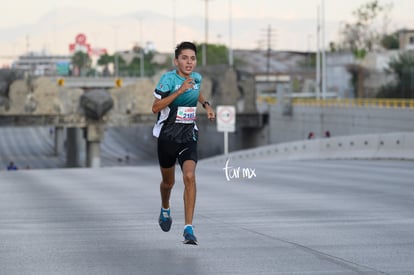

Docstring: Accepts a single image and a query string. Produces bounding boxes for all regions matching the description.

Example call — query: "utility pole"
[202,0,212,66]
[262,25,276,81]
[172,0,176,48]
[228,0,233,67]
[26,34,30,54]
[139,18,144,78]
[316,5,321,100]
[112,26,119,77]
[321,0,327,99]
[266,25,271,79]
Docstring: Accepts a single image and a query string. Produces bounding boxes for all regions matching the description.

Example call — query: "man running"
[151,41,215,245]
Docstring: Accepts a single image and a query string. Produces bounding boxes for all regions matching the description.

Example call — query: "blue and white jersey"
[153,70,202,143]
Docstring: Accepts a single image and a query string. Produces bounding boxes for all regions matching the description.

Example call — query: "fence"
[257,97,414,110]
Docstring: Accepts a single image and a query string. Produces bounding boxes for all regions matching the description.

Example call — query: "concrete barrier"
[319,135,381,159]
[375,132,414,159]
[201,132,414,165]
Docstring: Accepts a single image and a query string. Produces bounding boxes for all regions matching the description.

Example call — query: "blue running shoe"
[158,208,172,232]
[183,225,198,245]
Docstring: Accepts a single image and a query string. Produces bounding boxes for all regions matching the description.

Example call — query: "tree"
[377,52,414,98]
[195,43,229,66]
[339,0,393,58]
[97,54,114,76]
[123,51,157,77]
[381,32,399,49]
[346,64,367,98]
[116,56,127,76]
[72,51,92,76]
[96,47,171,77]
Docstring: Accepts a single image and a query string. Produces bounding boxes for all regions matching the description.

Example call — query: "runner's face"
[175,49,197,77]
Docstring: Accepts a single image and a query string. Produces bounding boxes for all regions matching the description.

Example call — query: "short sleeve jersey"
[152,70,202,143]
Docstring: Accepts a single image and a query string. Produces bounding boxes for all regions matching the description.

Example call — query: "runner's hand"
[206,106,215,121]
[179,78,195,94]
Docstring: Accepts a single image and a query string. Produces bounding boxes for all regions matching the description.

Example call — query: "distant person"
[324,130,331,138]
[307,132,315,140]
[152,41,215,245]
[7,161,18,171]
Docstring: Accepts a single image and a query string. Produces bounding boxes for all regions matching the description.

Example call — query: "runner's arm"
[152,78,194,113]
[198,93,215,121]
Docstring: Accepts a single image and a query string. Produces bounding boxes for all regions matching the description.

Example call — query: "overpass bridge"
[1,70,414,168]
[1,99,413,172]
[1,95,413,169]
[0,71,265,168]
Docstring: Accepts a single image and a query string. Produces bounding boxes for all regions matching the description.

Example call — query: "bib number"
[176,107,197,124]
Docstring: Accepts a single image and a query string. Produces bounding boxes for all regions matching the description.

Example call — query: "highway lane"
[0,158,413,274]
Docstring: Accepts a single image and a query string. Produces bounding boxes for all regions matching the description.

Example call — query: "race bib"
[176,107,197,124]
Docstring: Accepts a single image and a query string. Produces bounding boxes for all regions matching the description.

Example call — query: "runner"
[152,41,215,245]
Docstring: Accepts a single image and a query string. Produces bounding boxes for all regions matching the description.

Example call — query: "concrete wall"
[270,104,414,144]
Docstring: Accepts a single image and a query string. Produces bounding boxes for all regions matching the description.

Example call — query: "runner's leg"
[181,160,196,225]
[160,166,175,209]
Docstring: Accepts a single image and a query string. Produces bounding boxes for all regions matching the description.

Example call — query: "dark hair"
[174,41,197,59]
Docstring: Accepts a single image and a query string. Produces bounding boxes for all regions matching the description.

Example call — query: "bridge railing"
[257,96,414,109]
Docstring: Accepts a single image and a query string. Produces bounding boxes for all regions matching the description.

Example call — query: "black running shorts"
[157,136,198,168]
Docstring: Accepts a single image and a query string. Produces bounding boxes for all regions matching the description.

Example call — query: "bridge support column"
[85,124,104,168]
[54,126,64,156]
[66,128,84,168]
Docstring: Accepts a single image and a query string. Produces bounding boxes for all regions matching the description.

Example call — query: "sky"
[1,0,413,66]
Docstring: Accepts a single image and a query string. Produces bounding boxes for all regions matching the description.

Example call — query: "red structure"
[69,33,107,56]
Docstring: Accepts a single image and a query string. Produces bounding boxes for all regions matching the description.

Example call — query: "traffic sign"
[217,105,236,132]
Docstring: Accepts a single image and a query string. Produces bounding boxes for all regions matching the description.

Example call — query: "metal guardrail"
[257,96,414,109]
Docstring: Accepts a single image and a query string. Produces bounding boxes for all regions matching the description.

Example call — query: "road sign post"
[216,105,236,155]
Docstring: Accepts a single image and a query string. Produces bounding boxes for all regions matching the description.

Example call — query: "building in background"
[398,29,414,50]
[12,54,71,76]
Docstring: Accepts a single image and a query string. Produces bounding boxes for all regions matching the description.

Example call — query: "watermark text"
[223,159,256,181]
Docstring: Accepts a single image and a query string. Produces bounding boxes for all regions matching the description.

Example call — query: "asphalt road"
[1,158,413,274]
